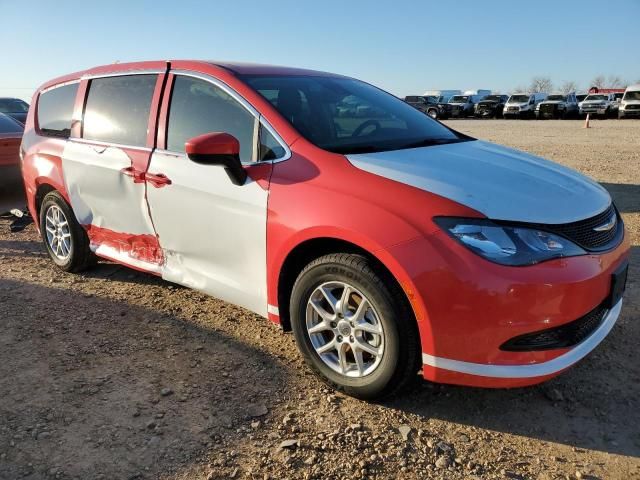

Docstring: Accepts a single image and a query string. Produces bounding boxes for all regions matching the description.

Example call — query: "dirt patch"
[1,120,639,479]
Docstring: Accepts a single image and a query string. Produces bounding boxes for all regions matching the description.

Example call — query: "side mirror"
[185,132,247,186]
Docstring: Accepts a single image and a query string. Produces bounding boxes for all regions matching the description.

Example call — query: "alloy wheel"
[305,281,385,378]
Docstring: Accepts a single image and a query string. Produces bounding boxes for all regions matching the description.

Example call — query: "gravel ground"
[1,120,639,480]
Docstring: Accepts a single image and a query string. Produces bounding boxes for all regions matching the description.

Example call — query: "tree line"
[512,75,640,94]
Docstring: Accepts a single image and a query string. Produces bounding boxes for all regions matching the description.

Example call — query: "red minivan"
[21,61,629,398]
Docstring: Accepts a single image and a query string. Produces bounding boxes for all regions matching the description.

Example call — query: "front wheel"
[40,191,94,272]
[290,253,420,399]
[427,108,439,119]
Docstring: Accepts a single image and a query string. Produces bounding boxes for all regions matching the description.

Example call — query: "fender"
[266,140,483,329]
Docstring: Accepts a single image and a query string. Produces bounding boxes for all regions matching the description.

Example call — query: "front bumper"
[619,108,640,117]
[386,230,630,388]
[580,106,608,115]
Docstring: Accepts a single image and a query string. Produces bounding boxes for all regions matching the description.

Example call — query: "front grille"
[500,302,608,351]
[507,106,519,112]
[626,104,640,110]
[540,104,558,114]
[524,204,622,252]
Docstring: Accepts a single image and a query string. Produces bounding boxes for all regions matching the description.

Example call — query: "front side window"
[37,83,78,138]
[167,76,256,161]
[83,74,157,146]
[241,75,464,155]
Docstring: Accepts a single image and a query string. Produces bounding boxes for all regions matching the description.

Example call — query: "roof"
[37,60,345,92]
[204,61,341,77]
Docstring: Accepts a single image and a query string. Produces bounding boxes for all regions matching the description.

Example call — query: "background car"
[0,112,23,168]
[619,84,640,118]
[474,94,509,118]
[535,92,579,119]
[0,97,29,125]
[503,93,547,119]
[580,93,616,118]
[403,95,451,119]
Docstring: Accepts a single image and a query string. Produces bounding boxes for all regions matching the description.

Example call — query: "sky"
[1,0,639,102]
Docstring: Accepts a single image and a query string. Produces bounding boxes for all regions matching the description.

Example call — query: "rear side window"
[167,76,256,161]
[83,75,157,147]
[37,83,78,138]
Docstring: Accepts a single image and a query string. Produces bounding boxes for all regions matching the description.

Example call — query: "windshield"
[585,95,607,101]
[404,96,422,103]
[483,95,502,102]
[448,95,469,103]
[509,95,530,103]
[623,91,640,101]
[240,75,467,155]
[547,95,566,101]
[576,95,587,102]
[0,98,29,114]
[0,114,24,133]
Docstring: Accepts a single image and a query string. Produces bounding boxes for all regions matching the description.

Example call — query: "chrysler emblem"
[593,213,617,232]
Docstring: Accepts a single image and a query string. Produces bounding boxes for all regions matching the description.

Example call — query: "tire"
[289,253,420,399]
[427,108,438,120]
[39,191,94,272]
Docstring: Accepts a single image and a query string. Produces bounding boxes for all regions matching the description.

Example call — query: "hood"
[346,140,610,224]
[541,100,563,105]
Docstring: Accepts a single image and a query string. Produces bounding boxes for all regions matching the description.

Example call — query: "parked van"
[504,93,547,119]
[22,61,628,399]
[619,84,640,119]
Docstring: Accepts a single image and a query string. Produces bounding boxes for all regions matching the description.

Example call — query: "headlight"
[435,218,586,266]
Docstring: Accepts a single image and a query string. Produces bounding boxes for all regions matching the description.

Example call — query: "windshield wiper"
[399,137,468,150]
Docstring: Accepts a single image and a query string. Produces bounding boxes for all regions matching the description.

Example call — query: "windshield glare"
[240,75,466,155]
[547,95,566,101]
[448,95,469,103]
[585,95,607,101]
[0,99,29,113]
[509,95,530,103]
[624,91,640,101]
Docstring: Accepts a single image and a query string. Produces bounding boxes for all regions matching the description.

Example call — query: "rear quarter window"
[37,83,79,138]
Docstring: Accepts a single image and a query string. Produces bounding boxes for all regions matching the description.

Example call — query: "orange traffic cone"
[583,113,590,128]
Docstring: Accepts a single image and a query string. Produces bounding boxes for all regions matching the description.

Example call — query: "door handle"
[120,166,146,183]
[145,172,172,188]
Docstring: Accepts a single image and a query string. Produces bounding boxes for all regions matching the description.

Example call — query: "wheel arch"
[275,236,419,336]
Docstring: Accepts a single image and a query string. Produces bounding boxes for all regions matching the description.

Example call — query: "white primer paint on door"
[146,150,269,317]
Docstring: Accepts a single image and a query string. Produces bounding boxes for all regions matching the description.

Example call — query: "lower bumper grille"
[500,302,608,351]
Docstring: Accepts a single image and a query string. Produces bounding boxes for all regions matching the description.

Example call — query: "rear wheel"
[290,253,420,399]
[40,191,94,272]
[427,108,438,119]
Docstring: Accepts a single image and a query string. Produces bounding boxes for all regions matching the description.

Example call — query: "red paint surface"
[85,224,164,266]
[0,136,21,167]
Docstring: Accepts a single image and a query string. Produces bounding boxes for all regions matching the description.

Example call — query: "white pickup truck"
[579,93,616,117]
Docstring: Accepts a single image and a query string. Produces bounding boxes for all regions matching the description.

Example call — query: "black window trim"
[36,79,80,139]
[160,70,291,164]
